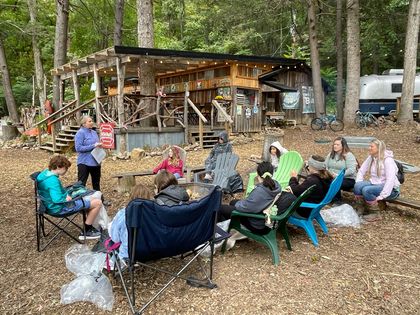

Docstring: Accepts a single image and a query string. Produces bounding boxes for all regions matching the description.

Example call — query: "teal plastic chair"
[288,169,345,246]
[222,185,315,266]
[245,151,304,197]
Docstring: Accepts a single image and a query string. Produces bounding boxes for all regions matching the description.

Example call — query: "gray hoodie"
[155,185,190,206]
[235,180,282,230]
[205,131,233,172]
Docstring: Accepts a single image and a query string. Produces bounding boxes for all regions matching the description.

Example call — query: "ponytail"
[257,162,276,191]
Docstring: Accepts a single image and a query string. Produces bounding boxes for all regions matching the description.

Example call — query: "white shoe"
[204,173,213,181]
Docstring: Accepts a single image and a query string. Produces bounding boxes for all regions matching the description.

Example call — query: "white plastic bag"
[199,219,231,258]
[60,271,114,311]
[321,204,361,228]
[84,191,110,230]
[65,244,106,276]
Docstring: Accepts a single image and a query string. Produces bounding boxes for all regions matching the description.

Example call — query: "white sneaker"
[204,173,213,181]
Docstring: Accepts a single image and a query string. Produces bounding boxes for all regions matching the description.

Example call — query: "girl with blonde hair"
[153,146,184,179]
[354,139,400,212]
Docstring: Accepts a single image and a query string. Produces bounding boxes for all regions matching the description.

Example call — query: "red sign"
[100,123,115,149]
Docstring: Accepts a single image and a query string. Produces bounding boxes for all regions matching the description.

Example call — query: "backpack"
[395,160,405,184]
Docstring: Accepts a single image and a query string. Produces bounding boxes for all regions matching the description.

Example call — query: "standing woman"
[75,116,103,192]
[325,137,357,200]
[354,139,400,212]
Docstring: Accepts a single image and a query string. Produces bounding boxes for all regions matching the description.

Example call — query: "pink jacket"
[356,149,400,200]
[153,158,183,178]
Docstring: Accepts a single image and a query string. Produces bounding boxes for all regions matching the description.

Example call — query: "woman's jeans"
[354,181,399,202]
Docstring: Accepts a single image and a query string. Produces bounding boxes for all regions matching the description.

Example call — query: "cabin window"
[204,69,214,79]
[391,83,402,93]
[214,67,230,78]
[238,66,262,78]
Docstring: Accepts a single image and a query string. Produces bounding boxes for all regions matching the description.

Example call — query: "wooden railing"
[188,98,208,147]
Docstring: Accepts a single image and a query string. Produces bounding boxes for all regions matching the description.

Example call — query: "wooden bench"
[112,166,206,193]
[380,197,420,211]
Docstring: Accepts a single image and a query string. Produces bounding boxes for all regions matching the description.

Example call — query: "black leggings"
[78,164,101,191]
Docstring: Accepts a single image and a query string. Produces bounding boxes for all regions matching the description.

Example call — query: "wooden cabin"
[259,65,327,125]
[47,46,313,152]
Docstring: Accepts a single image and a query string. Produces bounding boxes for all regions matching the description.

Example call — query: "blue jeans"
[174,173,181,179]
[354,181,399,202]
[60,198,90,214]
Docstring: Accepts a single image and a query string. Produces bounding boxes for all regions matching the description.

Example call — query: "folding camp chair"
[288,169,345,246]
[112,184,229,314]
[194,152,239,191]
[30,172,87,252]
[222,185,315,265]
[245,151,304,196]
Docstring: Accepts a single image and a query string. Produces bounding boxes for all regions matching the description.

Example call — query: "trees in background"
[399,0,420,123]
[0,0,418,122]
[343,0,361,126]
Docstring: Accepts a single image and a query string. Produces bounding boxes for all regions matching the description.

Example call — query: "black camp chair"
[112,184,229,314]
[30,172,87,252]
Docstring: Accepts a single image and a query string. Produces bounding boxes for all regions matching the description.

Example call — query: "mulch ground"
[0,124,419,315]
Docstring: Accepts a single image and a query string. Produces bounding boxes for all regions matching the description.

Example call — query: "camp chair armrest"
[231,210,265,219]
[300,202,318,208]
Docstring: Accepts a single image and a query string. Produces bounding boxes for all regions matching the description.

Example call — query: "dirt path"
[0,125,419,314]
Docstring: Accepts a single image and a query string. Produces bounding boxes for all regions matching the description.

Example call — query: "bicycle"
[354,110,381,128]
[310,113,344,132]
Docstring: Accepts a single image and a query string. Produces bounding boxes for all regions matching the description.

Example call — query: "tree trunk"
[398,0,420,123]
[0,38,19,123]
[343,0,361,126]
[27,0,46,108]
[290,8,298,58]
[52,0,69,111]
[137,0,156,127]
[307,0,324,116]
[114,0,124,46]
[335,0,344,120]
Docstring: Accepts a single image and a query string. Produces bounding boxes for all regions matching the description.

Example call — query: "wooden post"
[72,69,81,120]
[93,63,101,125]
[156,93,162,132]
[199,118,203,148]
[51,124,57,152]
[184,83,189,144]
[37,126,41,146]
[116,57,127,153]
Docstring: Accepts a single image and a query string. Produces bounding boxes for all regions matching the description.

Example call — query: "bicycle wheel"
[355,116,366,128]
[368,115,380,127]
[310,118,324,131]
[329,119,344,132]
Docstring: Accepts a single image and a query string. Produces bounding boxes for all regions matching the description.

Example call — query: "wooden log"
[2,125,20,140]
[116,175,136,193]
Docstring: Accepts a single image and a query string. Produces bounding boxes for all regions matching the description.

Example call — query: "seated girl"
[218,161,296,235]
[287,155,333,218]
[154,170,190,206]
[153,146,184,179]
[354,139,400,213]
[269,141,288,170]
[109,184,154,260]
[36,155,104,240]
[325,137,358,200]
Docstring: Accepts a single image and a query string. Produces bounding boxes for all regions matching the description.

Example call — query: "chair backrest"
[162,145,187,173]
[308,169,345,220]
[275,185,316,221]
[30,171,48,214]
[212,152,239,189]
[273,151,304,189]
[126,185,222,262]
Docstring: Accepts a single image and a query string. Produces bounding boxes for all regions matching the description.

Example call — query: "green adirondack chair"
[245,151,304,196]
[221,185,315,266]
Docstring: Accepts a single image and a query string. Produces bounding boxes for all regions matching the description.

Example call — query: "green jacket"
[325,151,357,180]
[36,169,68,214]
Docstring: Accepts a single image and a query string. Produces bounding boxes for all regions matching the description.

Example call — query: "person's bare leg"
[85,198,102,225]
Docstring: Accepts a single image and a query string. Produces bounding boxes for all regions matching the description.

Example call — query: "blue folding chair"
[288,169,345,246]
[113,184,229,314]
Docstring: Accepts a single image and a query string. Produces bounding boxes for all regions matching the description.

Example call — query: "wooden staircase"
[190,128,224,149]
[40,125,78,153]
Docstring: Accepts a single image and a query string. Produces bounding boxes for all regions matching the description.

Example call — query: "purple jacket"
[356,149,400,200]
[75,127,100,166]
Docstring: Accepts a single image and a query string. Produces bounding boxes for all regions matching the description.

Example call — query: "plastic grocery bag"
[65,244,106,276]
[84,191,110,230]
[320,204,361,228]
[61,244,114,311]
[60,271,114,311]
[199,219,231,258]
